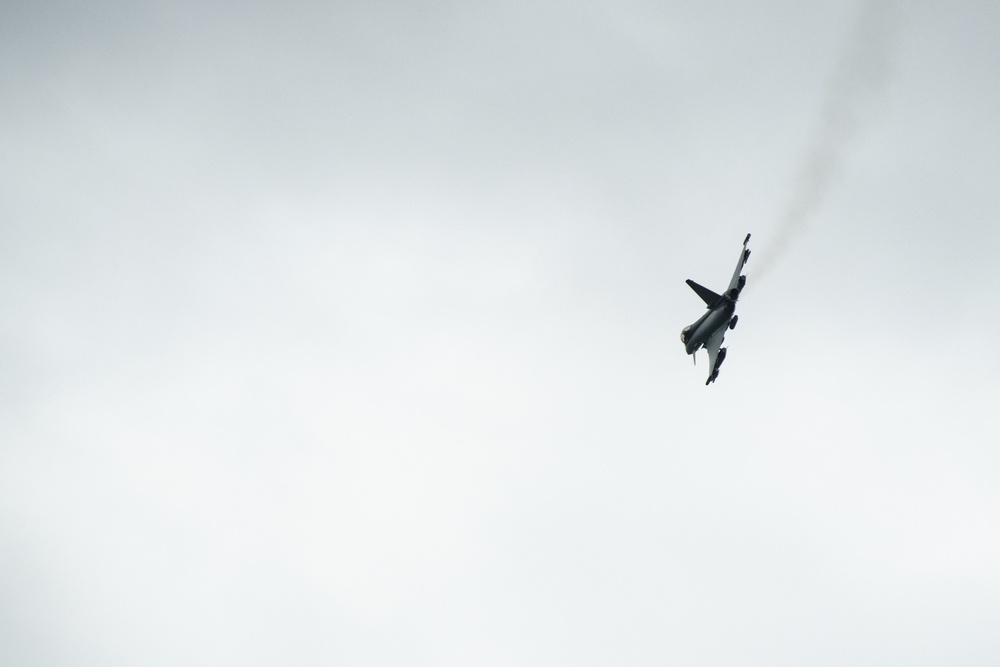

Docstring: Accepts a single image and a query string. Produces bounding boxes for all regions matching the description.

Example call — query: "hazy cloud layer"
[2,1,999,665]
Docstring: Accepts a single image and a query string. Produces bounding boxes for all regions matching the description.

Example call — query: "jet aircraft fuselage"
[681,299,735,356]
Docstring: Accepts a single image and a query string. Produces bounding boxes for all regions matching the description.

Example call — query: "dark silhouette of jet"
[680,233,750,385]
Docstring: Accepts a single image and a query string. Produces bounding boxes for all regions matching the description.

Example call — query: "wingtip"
[744,233,751,245]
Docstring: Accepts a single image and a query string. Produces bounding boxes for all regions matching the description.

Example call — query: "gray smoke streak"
[753,0,897,280]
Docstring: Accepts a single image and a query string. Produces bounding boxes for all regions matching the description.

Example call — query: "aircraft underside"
[681,233,750,385]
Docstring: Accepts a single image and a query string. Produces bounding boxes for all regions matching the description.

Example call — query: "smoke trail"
[753,0,897,280]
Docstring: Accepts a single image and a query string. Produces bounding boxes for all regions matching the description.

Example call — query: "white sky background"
[2,1,1000,664]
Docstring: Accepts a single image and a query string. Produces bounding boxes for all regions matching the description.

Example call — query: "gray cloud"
[1,1,999,665]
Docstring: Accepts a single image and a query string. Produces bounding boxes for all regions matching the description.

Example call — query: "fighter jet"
[680,233,751,385]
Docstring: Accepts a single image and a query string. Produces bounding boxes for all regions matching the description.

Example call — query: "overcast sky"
[3,1,1000,665]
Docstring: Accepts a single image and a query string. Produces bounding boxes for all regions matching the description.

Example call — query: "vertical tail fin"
[686,279,722,307]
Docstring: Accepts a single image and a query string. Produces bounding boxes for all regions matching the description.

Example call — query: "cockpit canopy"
[680,325,692,344]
